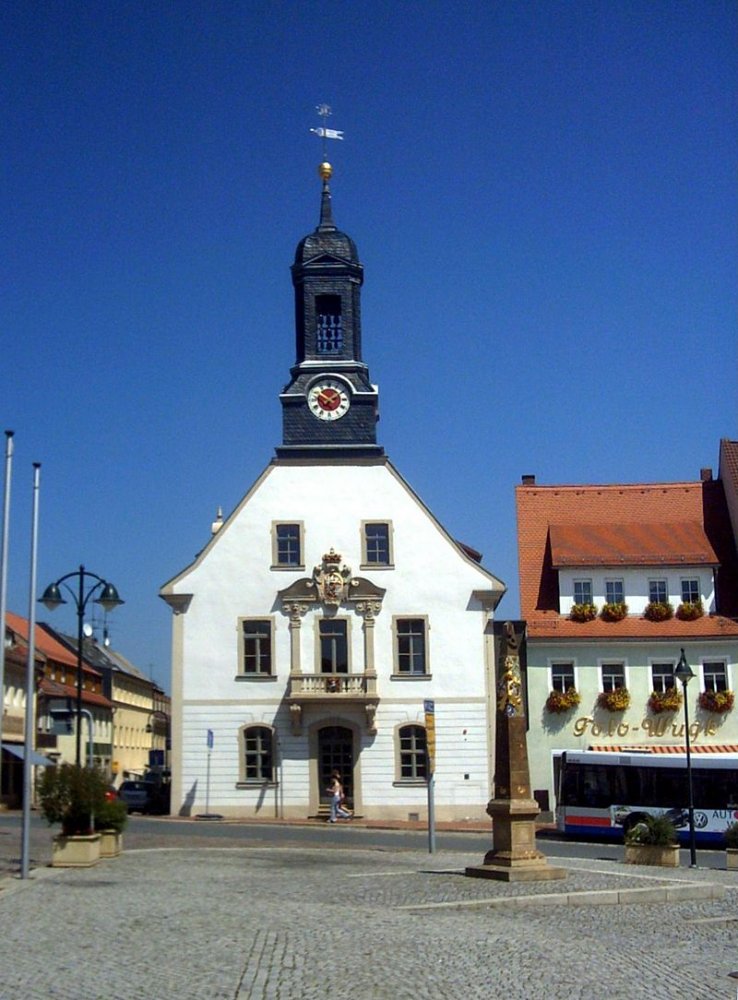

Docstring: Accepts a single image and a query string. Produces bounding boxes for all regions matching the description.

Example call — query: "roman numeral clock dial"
[307,379,351,421]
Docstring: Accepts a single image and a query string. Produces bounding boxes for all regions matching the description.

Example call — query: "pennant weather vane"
[310,103,344,160]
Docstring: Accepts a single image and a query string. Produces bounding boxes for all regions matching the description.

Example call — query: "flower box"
[648,687,682,714]
[727,848,738,871]
[570,603,597,623]
[676,600,704,621]
[600,602,628,622]
[545,688,581,714]
[624,843,680,867]
[99,830,123,858]
[644,601,674,622]
[698,689,735,714]
[597,687,631,712]
[52,833,101,868]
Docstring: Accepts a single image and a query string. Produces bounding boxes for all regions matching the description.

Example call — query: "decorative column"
[284,601,308,734]
[355,599,381,733]
[466,622,566,882]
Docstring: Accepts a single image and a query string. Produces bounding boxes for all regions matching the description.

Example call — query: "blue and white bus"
[556,750,738,844]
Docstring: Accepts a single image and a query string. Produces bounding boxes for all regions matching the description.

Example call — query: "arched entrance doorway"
[318,725,354,808]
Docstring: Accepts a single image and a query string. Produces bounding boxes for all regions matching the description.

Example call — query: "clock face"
[308,379,351,421]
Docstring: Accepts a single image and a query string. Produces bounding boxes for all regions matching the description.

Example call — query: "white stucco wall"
[164,459,503,820]
[558,567,716,615]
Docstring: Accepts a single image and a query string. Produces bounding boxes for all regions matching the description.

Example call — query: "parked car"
[117,780,158,814]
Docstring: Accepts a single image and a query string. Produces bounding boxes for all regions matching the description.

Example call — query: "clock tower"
[276,162,383,458]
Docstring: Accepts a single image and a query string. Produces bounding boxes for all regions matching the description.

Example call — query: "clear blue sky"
[2,2,735,692]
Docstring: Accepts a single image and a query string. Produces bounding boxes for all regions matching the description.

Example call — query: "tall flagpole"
[0,431,15,779]
[21,463,41,879]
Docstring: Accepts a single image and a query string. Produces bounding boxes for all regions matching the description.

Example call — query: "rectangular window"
[399,725,427,780]
[319,619,348,674]
[651,662,674,693]
[395,618,428,675]
[551,662,575,692]
[601,662,625,692]
[703,661,728,693]
[243,726,273,781]
[363,522,391,566]
[316,295,343,354]
[681,579,700,603]
[649,579,668,603]
[605,580,624,604]
[241,620,272,675]
[273,522,303,567]
[573,580,592,605]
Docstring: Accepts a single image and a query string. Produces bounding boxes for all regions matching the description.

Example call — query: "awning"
[590,744,738,755]
[1,743,54,766]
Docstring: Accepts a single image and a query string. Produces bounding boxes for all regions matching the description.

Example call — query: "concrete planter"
[52,833,101,868]
[624,843,680,867]
[726,848,738,871]
[99,830,123,858]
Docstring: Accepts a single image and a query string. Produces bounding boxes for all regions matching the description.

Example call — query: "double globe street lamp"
[40,566,124,767]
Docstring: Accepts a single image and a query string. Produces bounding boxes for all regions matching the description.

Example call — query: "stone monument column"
[466,621,566,882]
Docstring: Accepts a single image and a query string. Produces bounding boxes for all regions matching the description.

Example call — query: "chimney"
[700,468,713,482]
[211,506,224,535]
[521,474,536,486]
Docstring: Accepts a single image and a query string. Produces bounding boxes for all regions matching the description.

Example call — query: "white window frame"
[605,579,624,604]
[701,659,729,693]
[238,724,276,785]
[680,578,700,604]
[549,660,576,692]
[573,579,593,605]
[599,659,627,692]
[360,520,394,569]
[394,723,428,783]
[392,616,430,678]
[650,659,676,693]
[237,616,275,679]
[648,578,668,604]
[271,521,305,570]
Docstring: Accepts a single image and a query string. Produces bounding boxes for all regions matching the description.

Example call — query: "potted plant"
[624,813,679,867]
[545,687,581,714]
[570,602,597,623]
[648,687,682,714]
[725,821,738,870]
[37,763,109,867]
[644,601,674,622]
[94,798,128,858]
[676,600,704,621]
[600,602,628,622]
[698,689,735,714]
[597,687,631,712]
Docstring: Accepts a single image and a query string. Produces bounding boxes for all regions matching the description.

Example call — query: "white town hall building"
[160,162,506,820]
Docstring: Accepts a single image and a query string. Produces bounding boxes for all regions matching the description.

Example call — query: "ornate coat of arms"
[310,549,352,606]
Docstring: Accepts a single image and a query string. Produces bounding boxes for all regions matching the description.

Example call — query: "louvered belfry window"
[316,295,343,354]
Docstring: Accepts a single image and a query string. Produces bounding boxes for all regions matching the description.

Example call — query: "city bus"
[556,750,738,844]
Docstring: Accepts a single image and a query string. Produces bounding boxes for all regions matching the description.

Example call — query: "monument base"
[465,859,567,882]
[465,795,567,882]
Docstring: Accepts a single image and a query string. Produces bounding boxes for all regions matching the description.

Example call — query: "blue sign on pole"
[207,729,214,749]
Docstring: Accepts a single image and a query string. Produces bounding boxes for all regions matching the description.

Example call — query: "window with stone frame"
[240,619,273,675]
[398,725,427,781]
[242,726,274,782]
[601,662,626,692]
[681,578,700,604]
[319,618,349,674]
[394,618,428,675]
[551,662,575,693]
[273,522,303,568]
[573,579,593,605]
[651,662,675,693]
[648,579,668,603]
[362,521,392,566]
[703,661,728,693]
[605,579,624,604]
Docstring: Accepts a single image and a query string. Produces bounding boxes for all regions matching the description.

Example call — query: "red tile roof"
[38,676,112,709]
[6,611,102,678]
[516,474,738,637]
[549,521,717,567]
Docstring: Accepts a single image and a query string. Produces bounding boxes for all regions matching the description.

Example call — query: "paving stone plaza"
[0,835,737,1000]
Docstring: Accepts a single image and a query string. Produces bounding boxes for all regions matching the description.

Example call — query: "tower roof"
[293,163,360,268]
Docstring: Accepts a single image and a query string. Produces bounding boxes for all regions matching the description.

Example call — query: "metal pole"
[0,431,14,777]
[682,682,697,867]
[75,566,84,767]
[21,463,40,878]
[427,771,436,854]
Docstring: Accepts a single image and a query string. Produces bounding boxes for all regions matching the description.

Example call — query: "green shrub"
[37,764,109,836]
[94,799,128,833]
[625,813,677,846]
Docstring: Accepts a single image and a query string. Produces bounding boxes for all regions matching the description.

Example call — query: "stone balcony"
[287,672,378,734]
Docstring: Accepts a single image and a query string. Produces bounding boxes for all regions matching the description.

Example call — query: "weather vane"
[310,103,344,161]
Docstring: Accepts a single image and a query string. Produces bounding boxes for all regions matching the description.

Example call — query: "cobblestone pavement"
[0,843,737,1000]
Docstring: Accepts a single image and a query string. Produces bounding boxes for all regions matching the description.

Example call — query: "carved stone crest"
[310,549,353,606]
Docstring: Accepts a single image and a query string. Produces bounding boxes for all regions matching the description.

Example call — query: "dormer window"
[316,295,343,354]
[681,578,700,603]
[573,580,592,605]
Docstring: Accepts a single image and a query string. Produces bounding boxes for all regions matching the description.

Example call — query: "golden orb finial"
[318,161,333,181]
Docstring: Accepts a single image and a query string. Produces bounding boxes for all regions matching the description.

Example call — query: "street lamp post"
[674,648,698,868]
[39,566,123,767]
